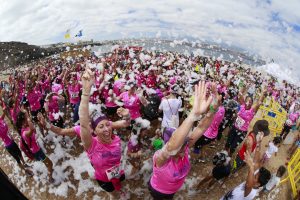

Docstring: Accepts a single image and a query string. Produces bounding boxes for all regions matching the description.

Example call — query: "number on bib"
[235,116,245,129]
[71,93,78,98]
[106,164,121,180]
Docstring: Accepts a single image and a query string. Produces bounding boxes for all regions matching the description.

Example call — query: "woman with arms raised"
[148,81,221,199]
[39,68,131,198]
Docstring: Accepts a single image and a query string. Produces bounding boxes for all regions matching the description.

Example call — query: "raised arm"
[111,107,131,129]
[79,68,95,150]
[37,113,77,137]
[244,151,256,197]
[252,89,266,112]
[21,107,35,137]
[189,87,221,147]
[155,81,213,167]
[237,85,246,105]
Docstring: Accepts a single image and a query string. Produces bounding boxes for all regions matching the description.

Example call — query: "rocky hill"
[0,41,62,71]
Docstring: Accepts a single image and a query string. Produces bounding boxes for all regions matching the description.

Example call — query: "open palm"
[191,81,213,117]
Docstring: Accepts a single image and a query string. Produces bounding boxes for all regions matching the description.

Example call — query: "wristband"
[209,105,217,113]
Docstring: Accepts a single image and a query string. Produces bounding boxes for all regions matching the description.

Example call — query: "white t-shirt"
[265,142,278,158]
[220,182,258,200]
[265,174,280,191]
[159,98,182,128]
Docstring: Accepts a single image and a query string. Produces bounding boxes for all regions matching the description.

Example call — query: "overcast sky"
[1,0,300,82]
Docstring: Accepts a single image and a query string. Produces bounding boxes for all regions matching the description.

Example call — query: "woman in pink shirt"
[0,107,32,175]
[66,75,81,123]
[77,68,131,196]
[225,85,266,155]
[193,105,225,160]
[26,82,46,136]
[281,104,300,140]
[26,82,43,120]
[16,108,54,182]
[44,93,65,128]
[149,81,220,199]
[101,81,119,117]
[119,81,147,120]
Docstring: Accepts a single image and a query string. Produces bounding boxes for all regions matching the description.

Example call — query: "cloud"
[0,0,300,82]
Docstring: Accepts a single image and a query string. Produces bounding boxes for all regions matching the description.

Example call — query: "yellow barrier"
[280,148,300,199]
[256,97,287,136]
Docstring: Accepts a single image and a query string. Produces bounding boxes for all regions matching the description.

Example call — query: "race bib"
[106,164,121,180]
[235,116,245,129]
[71,93,79,98]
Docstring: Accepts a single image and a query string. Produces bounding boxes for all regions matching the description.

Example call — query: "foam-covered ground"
[0,108,294,200]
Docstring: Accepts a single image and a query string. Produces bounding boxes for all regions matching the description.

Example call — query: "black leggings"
[51,117,64,128]
[194,135,214,150]
[96,174,125,192]
[280,124,292,140]
[6,141,22,164]
[225,126,247,154]
[148,182,175,200]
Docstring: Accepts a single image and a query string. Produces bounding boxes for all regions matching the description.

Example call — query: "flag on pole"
[75,30,83,37]
[64,29,70,39]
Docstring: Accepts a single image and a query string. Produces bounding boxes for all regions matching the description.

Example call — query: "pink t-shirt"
[47,96,59,121]
[0,119,12,147]
[21,127,40,154]
[102,88,118,108]
[234,104,255,132]
[27,87,42,111]
[113,80,125,95]
[289,112,300,125]
[120,92,141,119]
[204,106,225,139]
[68,84,81,104]
[39,79,50,94]
[52,83,63,94]
[150,146,190,194]
[156,89,164,100]
[73,126,122,182]
[146,75,157,88]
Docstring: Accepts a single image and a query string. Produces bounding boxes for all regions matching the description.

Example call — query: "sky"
[0,0,300,83]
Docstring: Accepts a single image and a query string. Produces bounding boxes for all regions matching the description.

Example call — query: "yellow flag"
[64,33,70,39]
[64,29,70,39]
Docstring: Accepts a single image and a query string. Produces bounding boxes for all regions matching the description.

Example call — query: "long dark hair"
[16,112,31,153]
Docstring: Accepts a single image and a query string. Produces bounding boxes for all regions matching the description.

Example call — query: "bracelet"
[209,105,217,113]
[82,93,90,97]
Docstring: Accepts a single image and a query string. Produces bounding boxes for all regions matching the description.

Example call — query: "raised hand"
[191,81,213,118]
[117,107,130,117]
[20,105,27,113]
[81,67,95,94]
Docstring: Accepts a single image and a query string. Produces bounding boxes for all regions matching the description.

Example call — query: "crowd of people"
[0,46,300,199]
